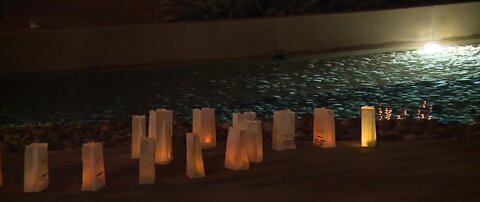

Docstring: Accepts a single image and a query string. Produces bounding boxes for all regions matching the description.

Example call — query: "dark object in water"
[271,51,288,61]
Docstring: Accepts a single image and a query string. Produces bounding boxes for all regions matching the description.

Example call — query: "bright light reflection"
[421,42,443,54]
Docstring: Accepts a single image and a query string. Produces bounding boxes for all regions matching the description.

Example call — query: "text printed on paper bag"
[314,136,325,145]
[283,139,295,145]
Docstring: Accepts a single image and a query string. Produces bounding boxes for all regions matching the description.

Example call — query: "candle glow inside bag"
[238,120,263,163]
[186,133,205,178]
[193,108,216,149]
[155,109,173,165]
[82,142,105,192]
[225,126,249,171]
[361,106,377,147]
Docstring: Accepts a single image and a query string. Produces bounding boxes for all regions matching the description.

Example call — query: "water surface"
[1,44,479,126]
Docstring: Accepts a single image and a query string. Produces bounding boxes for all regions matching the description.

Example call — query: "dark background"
[1,0,479,30]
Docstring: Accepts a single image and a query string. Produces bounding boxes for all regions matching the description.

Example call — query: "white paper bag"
[242,112,256,121]
[24,143,48,192]
[233,113,263,163]
[232,112,256,126]
[186,133,205,178]
[313,108,336,148]
[272,110,296,151]
[193,108,216,149]
[139,137,156,184]
[225,127,249,171]
[148,110,157,139]
[132,115,146,159]
[243,120,263,163]
[82,142,105,191]
[155,109,173,164]
[361,106,377,147]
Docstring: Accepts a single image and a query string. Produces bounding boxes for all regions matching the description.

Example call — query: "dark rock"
[4,133,21,152]
[99,131,113,141]
[217,129,228,142]
[120,140,131,147]
[338,119,352,128]
[115,121,129,131]
[294,131,308,141]
[402,134,418,141]
[100,122,114,132]
[218,121,231,130]
[382,132,401,140]
[62,139,77,149]
[395,120,409,132]
[410,122,425,135]
[262,120,273,135]
[110,134,127,146]
[386,128,400,138]
[434,125,451,138]
[31,127,48,137]
[103,141,114,148]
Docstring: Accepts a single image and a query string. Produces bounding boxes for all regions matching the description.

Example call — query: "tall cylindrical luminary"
[193,108,216,149]
[313,107,336,148]
[361,106,377,147]
[131,115,146,159]
[155,109,173,165]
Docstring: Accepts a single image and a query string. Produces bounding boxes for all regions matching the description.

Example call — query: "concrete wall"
[1,2,479,72]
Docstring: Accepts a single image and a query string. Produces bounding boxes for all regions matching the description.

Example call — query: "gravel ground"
[1,139,480,202]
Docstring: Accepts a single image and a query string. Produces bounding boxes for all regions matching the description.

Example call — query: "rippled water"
[1,44,479,125]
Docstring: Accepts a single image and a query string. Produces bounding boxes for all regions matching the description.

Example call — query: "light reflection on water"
[0,44,479,125]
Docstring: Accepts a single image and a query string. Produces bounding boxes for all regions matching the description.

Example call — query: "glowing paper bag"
[131,115,146,159]
[148,110,157,138]
[186,133,205,178]
[313,108,336,148]
[225,127,249,171]
[155,109,173,164]
[272,110,296,151]
[24,143,48,192]
[361,106,377,147]
[139,137,156,184]
[193,108,216,149]
[234,113,263,163]
[82,142,105,191]
[243,120,263,163]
